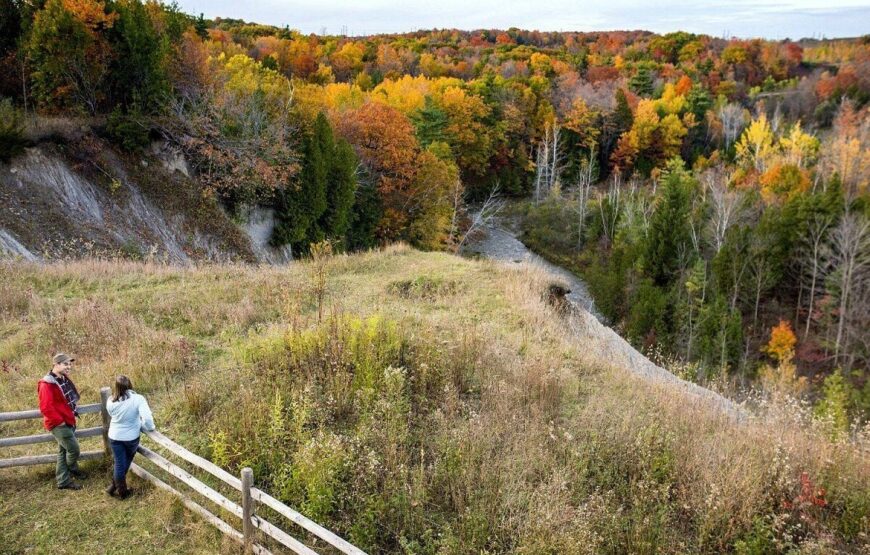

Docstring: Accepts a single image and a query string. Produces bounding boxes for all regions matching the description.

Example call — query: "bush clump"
[106,106,150,152]
[0,98,27,162]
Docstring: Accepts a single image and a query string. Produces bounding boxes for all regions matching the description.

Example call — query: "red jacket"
[38,375,76,431]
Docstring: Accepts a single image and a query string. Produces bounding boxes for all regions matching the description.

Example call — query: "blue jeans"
[110,437,140,482]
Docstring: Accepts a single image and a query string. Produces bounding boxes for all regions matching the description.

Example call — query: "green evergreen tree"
[411,97,448,148]
[629,65,655,97]
[696,294,743,375]
[318,137,357,248]
[643,161,694,287]
[686,84,712,122]
[627,278,669,346]
[685,84,712,157]
[261,55,278,71]
[614,88,634,131]
[194,13,208,39]
[712,225,751,308]
[273,113,329,253]
[107,0,168,110]
[346,176,382,251]
[273,113,359,253]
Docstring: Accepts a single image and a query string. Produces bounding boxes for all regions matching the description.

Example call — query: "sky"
[174,0,870,40]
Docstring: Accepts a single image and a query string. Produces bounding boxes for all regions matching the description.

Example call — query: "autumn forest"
[1,1,869,426]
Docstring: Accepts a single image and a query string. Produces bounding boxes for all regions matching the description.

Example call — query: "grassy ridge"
[1,247,867,553]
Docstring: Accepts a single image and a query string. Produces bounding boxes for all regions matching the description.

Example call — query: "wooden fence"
[1,387,367,555]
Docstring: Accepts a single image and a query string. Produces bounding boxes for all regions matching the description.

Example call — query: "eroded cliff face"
[0,135,288,264]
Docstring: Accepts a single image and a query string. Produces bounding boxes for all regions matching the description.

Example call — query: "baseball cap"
[53,353,75,365]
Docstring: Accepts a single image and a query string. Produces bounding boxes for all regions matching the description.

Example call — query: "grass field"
[1,246,867,553]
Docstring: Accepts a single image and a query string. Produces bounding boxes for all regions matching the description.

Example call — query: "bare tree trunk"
[549,124,561,192]
[832,214,870,364]
[730,252,749,312]
[574,147,595,248]
[448,178,463,248]
[533,142,544,204]
[456,182,504,252]
[686,263,707,362]
[598,173,621,246]
[795,280,803,329]
[20,57,28,117]
[533,123,563,203]
[704,168,744,254]
[803,214,833,339]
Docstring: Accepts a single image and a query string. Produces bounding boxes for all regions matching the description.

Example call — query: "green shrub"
[388,275,460,300]
[626,278,670,346]
[0,98,26,162]
[814,369,850,439]
[106,106,150,152]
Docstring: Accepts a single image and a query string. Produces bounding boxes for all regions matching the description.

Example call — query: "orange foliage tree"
[764,319,797,362]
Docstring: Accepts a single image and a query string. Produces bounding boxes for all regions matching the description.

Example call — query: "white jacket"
[106,391,155,441]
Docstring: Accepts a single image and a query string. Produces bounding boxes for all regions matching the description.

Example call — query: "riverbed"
[463,221,601,321]
[463,220,744,419]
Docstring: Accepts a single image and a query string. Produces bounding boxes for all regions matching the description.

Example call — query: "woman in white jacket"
[105,375,155,499]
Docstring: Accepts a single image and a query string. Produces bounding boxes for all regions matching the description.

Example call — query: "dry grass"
[1,247,867,554]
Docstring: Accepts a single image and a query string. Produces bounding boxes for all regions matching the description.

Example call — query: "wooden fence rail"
[0,399,105,470]
[0,402,101,422]
[1,387,367,555]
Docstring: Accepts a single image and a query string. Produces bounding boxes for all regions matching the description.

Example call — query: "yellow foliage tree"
[655,83,686,115]
[435,86,492,175]
[329,41,364,80]
[779,122,820,168]
[632,100,660,150]
[659,113,688,160]
[529,52,553,75]
[562,98,600,150]
[322,83,366,112]
[217,54,292,119]
[372,75,429,114]
[735,114,777,171]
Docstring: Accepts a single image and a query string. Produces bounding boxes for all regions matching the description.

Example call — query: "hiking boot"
[70,468,88,480]
[58,481,82,490]
[116,477,132,499]
[105,479,117,497]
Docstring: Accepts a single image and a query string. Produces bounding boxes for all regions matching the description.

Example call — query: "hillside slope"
[1,248,867,553]
[0,130,288,264]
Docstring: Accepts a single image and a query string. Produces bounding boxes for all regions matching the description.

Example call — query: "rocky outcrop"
[238,205,293,264]
[0,138,260,263]
[0,230,37,261]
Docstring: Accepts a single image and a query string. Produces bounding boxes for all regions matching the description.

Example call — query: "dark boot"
[70,467,88,480]
[116,477,132,499]
[105,478,117,497]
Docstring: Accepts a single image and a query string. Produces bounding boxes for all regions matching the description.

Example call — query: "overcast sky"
[174,0,869,40]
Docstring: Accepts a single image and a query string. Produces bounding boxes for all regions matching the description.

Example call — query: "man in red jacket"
[38,353,87,490]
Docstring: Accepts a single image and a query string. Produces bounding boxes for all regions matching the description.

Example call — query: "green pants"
[50,424,80,487]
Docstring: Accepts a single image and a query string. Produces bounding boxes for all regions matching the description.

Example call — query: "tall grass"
[1,249,867,554]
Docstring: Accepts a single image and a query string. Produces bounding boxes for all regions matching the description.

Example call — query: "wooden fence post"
[241,467,254,553]
[99,387,111,456]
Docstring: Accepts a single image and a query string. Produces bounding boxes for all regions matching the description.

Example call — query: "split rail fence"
[0,387,366,555]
